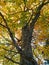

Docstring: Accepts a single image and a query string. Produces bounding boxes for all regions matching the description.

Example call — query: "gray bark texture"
[20,26,38,65]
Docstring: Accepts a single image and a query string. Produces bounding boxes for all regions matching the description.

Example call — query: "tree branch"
[0,23,7,28]
[0,12,23,55]
[4,56,20,64]
[15,37,21,42]
[30,0,49,29]
[3,48,19,54]
[1,34,12,43]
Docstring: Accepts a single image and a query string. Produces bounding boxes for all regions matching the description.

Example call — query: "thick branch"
[4,56,20,64]
[30,0,49,29]
[0,12,23,55]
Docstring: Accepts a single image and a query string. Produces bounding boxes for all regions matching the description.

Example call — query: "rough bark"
[20,26,37,65]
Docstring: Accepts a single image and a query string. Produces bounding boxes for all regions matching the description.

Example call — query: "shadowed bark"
[20,26,37,65]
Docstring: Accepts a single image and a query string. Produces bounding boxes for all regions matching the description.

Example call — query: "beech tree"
[0,0,49,65]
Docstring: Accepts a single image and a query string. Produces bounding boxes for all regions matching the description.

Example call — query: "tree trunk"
[20,26,38,65]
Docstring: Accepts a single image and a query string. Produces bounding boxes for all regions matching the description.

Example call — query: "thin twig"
[3,48,19,54]
[4,56,20,64]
